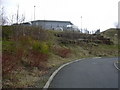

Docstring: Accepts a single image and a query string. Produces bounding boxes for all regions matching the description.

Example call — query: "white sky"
[0,0,119,31]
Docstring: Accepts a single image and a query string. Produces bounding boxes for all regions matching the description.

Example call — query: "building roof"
[31,20,73,25]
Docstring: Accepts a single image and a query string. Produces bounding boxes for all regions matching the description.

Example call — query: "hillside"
[2,26,118,88]
[101,28,119,44]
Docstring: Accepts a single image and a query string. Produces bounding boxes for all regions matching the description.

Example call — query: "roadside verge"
[114,61,120,70]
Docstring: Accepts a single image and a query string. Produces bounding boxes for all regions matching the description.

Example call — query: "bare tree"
[16,5,25,24]
[0,6,8,25]
[0,5,25,25]
[19,14,25,23]
[16,5,19,24]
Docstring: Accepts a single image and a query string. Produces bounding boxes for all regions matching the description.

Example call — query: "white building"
[22,20,79,31]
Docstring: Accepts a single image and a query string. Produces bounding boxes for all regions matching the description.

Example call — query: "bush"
[25,50,48,69]
[2,41,17,54]
[2,26,50,75]
[2,49,23,75]
[58,48,71,58]
[2,26,14,40]
[32,41,50,54]
[53,46,71,58]
[2,26,49,41]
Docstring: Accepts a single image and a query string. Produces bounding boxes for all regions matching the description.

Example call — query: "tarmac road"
[49,57,118,88]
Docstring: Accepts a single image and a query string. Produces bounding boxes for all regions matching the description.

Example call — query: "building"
[67,25,79,31]
[20,20,80,31]
[31,20,74,30]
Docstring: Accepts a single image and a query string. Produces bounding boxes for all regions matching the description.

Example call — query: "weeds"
[52,46,71,58]
[2,26,118,88]
[2,26,50,75]
[2,49,23,75]
[26,50,48,69]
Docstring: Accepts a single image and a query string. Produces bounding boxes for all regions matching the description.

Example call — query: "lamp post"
[81,16,82,33]
[16,4,19,24]
[1,6,4,25]
[34,5,36,20]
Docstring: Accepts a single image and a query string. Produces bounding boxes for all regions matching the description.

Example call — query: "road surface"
[49,57,118,88]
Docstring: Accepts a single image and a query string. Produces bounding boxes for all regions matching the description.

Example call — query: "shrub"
[58,48,71,58]
[2,49,23,75]
[2,26,49,41]
[26,50,48,69]
[53,46,71,58]
[2,41,17,54]
[32,41,50,54]
[2,26,50,74]
[2,26,14,40]
[40,42,49,54]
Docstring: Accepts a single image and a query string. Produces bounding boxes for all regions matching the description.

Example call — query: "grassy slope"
[2,26,118,88]
[101,28,118,44]
[100,28,119,56]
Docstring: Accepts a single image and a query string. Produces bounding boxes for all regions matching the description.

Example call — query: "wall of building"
[31,21,73,30]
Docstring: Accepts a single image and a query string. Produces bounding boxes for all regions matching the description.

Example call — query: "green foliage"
[0,41,2,51]
[2,41,16,53]
[40,42,49,54]
[2,26,13,40]
[32,41,50,54]
[32,40,41,51]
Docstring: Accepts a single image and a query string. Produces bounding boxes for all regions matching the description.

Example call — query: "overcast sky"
[0,0,119,31]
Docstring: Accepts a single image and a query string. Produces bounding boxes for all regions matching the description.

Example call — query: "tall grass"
[52,46,71,58]
[2,26,51,75]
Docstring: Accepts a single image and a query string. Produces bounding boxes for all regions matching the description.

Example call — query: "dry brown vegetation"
[2,26,118,88]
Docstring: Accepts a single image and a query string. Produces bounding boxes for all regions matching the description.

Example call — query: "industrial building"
[20,20,80,31]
